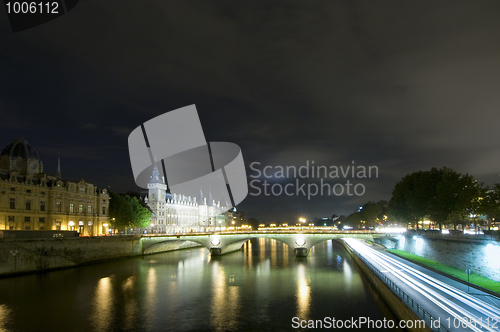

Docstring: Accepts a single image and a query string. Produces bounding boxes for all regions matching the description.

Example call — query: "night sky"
[1,1,500,223]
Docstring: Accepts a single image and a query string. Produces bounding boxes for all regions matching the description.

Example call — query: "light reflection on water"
[121,276,137,331]
[296,264,311,320]
[211,261,240,332]
[0,305,10,332]
[144,267,157,330]
[91,276,114,332]
[0,238,400,332]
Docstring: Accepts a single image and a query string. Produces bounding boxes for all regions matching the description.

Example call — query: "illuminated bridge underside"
[141,231,379,257]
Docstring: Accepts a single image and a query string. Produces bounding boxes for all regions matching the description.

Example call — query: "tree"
[430,169,479,230]
[360,202,382,228]
[479,184,500,229]
[388,173,419,228]
[129,196,152,229]
[109,191,133,231]
[109,191,151,232]
[247,217,260,230]
[389,167,481,230]
[348,212,362,228]
[336,215,349,229]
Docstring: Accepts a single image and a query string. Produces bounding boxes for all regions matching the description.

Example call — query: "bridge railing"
[140,230,381,237]
[350,244,450,332]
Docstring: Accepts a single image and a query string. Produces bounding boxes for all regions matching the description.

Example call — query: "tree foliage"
[388,167,480,229]
[247,217,260,229]
[479,184,500,222]
[360,202,382,228]
[348,212,362,228]
[109,191,152,230]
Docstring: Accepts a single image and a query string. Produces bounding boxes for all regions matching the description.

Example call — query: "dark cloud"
[1,1,500,222]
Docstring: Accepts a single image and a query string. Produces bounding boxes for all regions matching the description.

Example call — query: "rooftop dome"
[1,136,41,161]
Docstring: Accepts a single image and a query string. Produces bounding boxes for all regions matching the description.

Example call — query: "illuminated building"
[145,165,229,233]
[0,137,110,235]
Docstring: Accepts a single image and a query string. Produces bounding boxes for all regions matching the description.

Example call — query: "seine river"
[0,239,401,332]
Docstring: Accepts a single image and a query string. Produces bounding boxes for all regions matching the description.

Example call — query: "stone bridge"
[140,230,381,256]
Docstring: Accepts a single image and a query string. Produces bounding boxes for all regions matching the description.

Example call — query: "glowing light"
[415,237,424,251]
[379,227,406,234]
[295,237,306,247]
[441,229,449,234]
[485,242,500,268]
[464,229,484,235]
[211,237,220,247]
[397,235,406,246]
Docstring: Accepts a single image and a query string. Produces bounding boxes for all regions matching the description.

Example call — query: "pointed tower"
[199,189,204,205]
[208,189,214,207]
[56,158,62,180]
[147,165,167,231]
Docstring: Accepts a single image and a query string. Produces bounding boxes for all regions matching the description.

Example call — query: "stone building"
[0,137,110,235]
[145,165,229,233]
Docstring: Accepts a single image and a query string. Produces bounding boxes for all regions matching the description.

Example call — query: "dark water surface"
[0,239,401,331]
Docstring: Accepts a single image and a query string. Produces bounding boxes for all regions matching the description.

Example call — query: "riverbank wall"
[373,233,500,282]
[0,236,201,278]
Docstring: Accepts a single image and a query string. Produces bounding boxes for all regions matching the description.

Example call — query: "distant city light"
[464,229,484,235]
[376,227,406,234]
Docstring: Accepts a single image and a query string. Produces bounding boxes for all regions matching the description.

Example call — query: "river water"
[0,239,400,332]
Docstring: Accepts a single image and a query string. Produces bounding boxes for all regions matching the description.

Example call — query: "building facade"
[0,137,110,235]
[146,165,229,233]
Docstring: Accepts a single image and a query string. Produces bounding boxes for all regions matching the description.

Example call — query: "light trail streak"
[344,239,500,332]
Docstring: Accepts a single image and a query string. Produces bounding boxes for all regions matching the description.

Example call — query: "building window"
[39,217,45,223]
[41,191,45,195]
[9,226,14,230]
[25,226,31,230]
[10,187,15,191]
[39,226,44,230]
[26,199,31,210]
[26,189,31,193]
[8,216,14,222]
[56,202,61,212]
[88,205,92,214]
[10,198,15,209]
[56,222,61,230]
[79,205,83,213]
[24,216,30,222]
[40,201,45,211]
[69,204,74,213]
[102,207,106,215]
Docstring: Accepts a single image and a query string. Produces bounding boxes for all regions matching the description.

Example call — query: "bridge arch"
[141,232,376,257]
